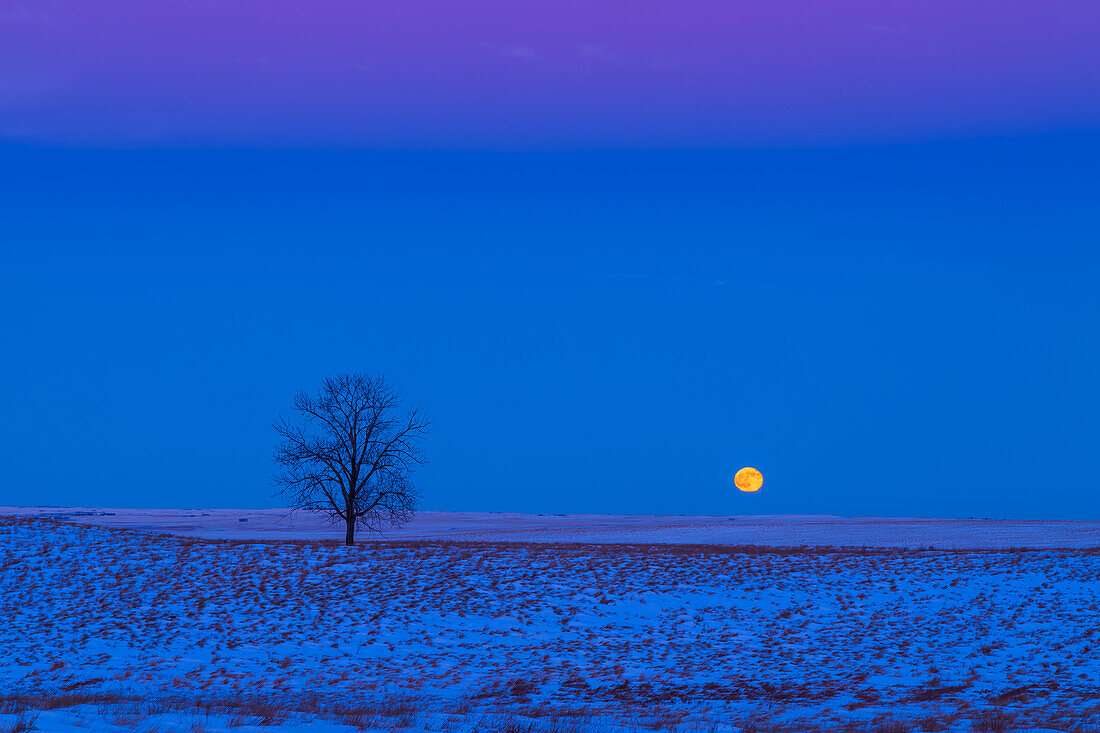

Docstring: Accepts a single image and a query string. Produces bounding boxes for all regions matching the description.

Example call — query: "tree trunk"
[345,518,355,546]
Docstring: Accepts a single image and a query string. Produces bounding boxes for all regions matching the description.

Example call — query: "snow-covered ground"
[6,506,1100,548]
[3,513,1099,731]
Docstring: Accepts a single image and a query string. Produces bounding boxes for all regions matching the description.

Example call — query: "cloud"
[489,44,537,60]
[857,22,903,36]
[0,4,54,24]
[576,44,607,59]
[575,43,624,68]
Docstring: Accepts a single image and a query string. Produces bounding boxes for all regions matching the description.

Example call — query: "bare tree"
[273,374,430,545]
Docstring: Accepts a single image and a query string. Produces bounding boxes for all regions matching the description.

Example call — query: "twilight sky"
[1,2,1099,518]
[2,0,1100,147]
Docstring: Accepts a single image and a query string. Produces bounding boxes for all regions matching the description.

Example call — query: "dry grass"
[970,711,1013,732]
[0,713,38,733]
[0,690,1087,733]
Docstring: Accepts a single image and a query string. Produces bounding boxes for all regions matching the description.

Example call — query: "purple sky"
[3,0,1100,146]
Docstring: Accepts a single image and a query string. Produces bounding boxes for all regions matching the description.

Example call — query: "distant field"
[4,506,1100,548]
[3,514,1100,731]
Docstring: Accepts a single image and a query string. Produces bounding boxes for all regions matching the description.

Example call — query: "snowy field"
[6,506,1100,548]
[4,513,1100,732]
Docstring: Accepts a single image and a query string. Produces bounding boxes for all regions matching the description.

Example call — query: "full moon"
[734,466,763,492]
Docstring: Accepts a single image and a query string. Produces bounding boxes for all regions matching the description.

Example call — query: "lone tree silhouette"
[273,374,430,545]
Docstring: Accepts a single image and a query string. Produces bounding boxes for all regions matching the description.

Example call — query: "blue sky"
[2,134,1098,517]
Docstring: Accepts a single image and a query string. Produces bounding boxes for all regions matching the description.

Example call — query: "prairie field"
[3,514,1100,732]
[8,507,1100,549]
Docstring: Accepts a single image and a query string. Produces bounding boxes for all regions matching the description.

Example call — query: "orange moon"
[734,467,763,492]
